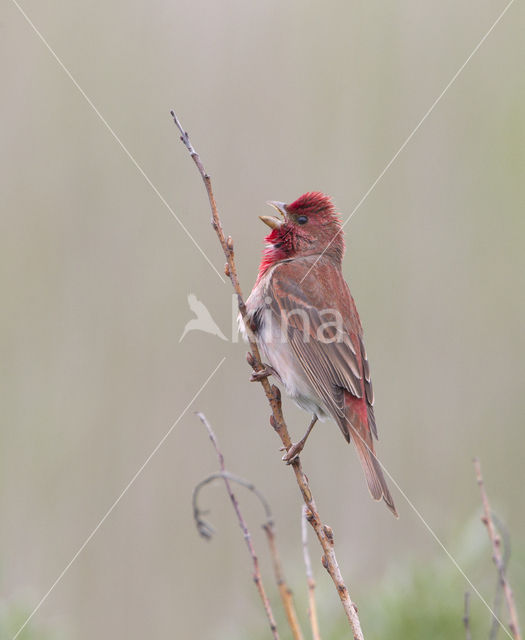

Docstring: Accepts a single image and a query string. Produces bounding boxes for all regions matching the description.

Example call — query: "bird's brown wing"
[358,333,377,439]
[267,261,364,441]
[268,260,397,516]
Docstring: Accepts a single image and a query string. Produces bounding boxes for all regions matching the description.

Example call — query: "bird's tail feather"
[352,432,398,518]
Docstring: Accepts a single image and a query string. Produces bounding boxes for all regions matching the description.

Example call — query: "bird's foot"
[280,415,318,465]
[281,440,305,464]
[250,364,276,382]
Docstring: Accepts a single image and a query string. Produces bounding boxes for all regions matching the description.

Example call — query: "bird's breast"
[241,274,329,420]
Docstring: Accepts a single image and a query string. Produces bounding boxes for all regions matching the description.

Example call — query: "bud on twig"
[323,525,334,545]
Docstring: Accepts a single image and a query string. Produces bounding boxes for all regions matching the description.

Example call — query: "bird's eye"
[297,215,308,225]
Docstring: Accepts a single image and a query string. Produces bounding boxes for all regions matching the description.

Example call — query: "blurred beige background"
[1,1,524,638]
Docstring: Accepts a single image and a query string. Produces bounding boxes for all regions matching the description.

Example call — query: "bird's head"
[257,192,344,276]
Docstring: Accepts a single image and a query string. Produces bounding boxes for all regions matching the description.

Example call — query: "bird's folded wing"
[267,268,364,438]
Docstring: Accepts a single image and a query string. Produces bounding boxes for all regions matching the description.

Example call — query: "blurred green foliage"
[347,562,486,640]
[0,599,54,640]
[250,525,523,640]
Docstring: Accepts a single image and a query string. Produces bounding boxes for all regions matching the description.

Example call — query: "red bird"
[243,192,397,516]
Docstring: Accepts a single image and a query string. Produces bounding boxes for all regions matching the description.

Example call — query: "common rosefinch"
[243,192,397,516]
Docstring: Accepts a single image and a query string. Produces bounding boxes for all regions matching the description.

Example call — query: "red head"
[257,192,344,277]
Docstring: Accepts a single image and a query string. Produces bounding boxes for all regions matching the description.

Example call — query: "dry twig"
[490,515,512,640]
[263,521,304,640]
[171,111,364,640]
[192,470,271,540]
[463,591,472,640]
[474,458,521,640]
[195,412,280,640]
[193,469,303,639]
[302,505,322,640]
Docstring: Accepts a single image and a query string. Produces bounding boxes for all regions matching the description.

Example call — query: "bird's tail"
[351,430,398,517]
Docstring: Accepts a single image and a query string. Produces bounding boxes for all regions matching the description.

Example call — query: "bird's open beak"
[259,201,287,229]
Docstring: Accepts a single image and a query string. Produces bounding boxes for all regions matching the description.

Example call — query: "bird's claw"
[250,365,275,382]
[281,441,305,465]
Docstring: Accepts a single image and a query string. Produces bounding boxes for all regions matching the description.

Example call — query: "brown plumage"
[243,192,397,516]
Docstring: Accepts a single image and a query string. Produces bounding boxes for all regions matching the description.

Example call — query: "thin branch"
[490,516,512,640]
[193,451,304,639]
[193,470,271,540]
[195,412,280,640]
[172,111,365,640]
[463,591,472,640]
[302,505,322,640]
[474,458,522,640]
[263,521,305,640]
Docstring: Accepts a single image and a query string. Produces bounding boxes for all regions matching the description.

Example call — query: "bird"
[241,192,397,516]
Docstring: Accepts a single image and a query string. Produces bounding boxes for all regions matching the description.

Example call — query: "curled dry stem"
[193,470,271,540]
[195,412,280,640]
[193,438,303,640]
